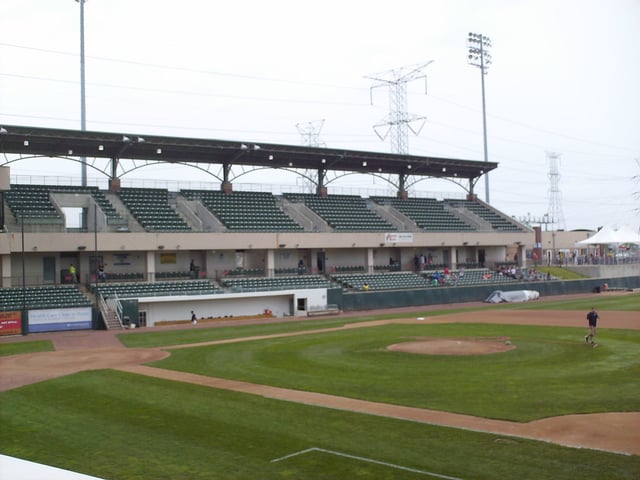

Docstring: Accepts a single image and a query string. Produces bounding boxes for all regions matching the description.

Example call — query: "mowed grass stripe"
[1,370,638,480]
[151,323,640,421]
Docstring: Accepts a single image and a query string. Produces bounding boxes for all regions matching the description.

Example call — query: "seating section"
[6,185,64,224]
[118,188,190,232]
[332,272,433,290]
[0,285,91,311]
[95,279,222,299]
[446,199,523,232]
[5,184,124,225]
[371,196,474,231]
[222,275,332,292]
[155,271,193,280]
[284,193,395,231]
[420,268,519,286]
[181,190,302,231]
[102,272,145,282]
[223,267,266,277]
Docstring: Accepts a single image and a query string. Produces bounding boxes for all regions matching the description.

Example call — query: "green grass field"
[152,322,640,421]
[0,339,54,357]
[1,294,638,478]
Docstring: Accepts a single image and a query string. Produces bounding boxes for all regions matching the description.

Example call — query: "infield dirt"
[1,302,639,455]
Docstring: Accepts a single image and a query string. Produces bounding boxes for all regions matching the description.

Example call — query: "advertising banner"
[383,232,414,244]
[0,311,22,336]
[28,307,92,333]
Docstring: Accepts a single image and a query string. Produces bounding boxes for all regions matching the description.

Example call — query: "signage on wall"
[0,311,22,336]
[383,232,414,244]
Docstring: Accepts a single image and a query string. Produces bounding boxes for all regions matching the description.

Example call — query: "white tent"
[576,225,640,246]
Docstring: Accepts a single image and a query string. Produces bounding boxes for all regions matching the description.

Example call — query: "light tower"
[547,151,566,231]
[365,61,433,155]
[467,32,492,203]
[76,0,88,186]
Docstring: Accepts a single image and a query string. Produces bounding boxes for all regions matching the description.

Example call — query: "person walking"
[191,310,197,325]
[585,307,599,347]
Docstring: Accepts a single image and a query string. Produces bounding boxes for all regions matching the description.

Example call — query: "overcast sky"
[1,0,639,232]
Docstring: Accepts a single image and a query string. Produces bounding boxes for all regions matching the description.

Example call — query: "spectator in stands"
[363,282,369,291]
[98,263,106,281]
[297,259,305,275]
[69,264,78,283]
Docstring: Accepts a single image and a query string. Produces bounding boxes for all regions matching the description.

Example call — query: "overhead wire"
[1,41,638,159]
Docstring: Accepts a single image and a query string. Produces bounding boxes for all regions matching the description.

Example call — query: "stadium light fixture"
[467,32,492,203]
[76,0,88,186]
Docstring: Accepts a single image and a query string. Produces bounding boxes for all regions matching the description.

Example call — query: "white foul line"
[271,447,465,480]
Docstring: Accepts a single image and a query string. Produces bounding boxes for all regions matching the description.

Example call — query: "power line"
[1,42,638,155]
[0,41,363,91]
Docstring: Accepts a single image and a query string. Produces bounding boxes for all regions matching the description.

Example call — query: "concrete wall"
[566,264,640,279]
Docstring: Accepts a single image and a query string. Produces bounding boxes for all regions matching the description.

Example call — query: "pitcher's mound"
[388,337,515,355]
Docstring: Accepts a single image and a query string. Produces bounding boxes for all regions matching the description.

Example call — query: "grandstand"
[0,125,637,333]
[182,189,302,231]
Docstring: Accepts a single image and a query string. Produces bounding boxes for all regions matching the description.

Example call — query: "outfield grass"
[1,295,638,478]
[1,370,638,480]
[152,322,640,421]
[500,292,640,311]
[0,340,54,357]
[118,293,639,349]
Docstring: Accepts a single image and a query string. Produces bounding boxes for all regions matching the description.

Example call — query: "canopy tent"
[576,225,640,246]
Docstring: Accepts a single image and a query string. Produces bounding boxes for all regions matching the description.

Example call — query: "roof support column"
[222,162,232,194]
[316,168,327,197]
[396,173,408,199]
[108,158,121,192]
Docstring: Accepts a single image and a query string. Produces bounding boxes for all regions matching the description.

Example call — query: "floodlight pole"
[467,33,492,203]
[77,0,88,186]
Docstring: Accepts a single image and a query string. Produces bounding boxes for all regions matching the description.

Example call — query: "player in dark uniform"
[585,307,599,348]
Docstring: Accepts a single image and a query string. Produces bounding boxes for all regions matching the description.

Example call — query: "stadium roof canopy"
[0,124,497,184]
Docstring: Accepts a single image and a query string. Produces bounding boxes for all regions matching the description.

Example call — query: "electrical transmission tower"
[365,61,433,154]
[547,151,566,231]
[295,120,326,194]
[295,119,326,148]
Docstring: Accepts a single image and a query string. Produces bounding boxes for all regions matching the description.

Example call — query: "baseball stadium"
[0,124,638,478]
